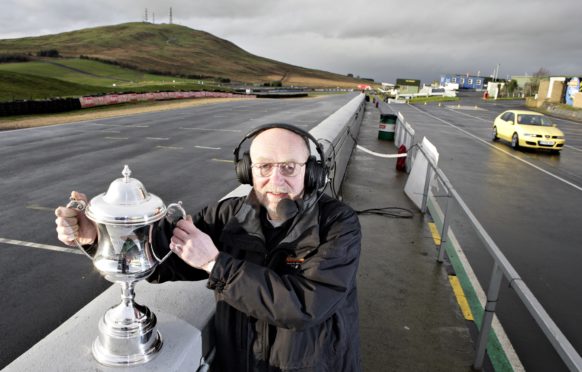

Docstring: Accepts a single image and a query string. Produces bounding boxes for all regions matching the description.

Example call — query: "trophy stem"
[92,280,163,366]
[120,281,135,305]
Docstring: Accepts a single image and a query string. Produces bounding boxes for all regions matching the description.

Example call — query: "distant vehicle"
[492,110,565,152]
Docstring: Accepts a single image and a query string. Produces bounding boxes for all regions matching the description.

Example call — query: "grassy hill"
[0,22,372,89]
[0,70,118,101]
[0,57,215,101]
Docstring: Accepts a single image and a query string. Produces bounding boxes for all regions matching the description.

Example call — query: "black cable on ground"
[354,206,414,219]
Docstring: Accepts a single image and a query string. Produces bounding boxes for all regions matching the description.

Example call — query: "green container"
[378,114,397,140]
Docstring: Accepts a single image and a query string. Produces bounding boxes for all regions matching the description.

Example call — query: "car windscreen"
[517,114,552,126]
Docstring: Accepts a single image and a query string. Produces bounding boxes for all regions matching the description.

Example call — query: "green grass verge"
[0,58,225,101]
[408,96,460,104]
[0,58,207,87]
[0,70,117,101]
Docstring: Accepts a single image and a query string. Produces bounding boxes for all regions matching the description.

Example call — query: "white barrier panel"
[404,137,439,210]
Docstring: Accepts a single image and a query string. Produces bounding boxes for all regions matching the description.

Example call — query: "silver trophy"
[67,165,185,367]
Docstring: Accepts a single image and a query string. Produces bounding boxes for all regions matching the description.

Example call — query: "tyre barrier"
[0,91,254,117]
[0,98,81,117]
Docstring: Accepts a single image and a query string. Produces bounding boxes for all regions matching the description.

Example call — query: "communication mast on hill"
[170,7,173,24]
[152,12,156,24]
[144,8,148,23]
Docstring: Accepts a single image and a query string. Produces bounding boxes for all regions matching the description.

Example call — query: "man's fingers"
[70,191,88,202]
[56,220,78,235]
[55,206,77,218]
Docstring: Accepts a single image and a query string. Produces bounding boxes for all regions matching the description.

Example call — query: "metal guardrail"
[394,112,582,371]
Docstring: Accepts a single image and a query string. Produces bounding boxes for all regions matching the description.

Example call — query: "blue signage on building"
[565,77,580,106]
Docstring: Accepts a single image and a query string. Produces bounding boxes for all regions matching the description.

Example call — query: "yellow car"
[492,110,565,152]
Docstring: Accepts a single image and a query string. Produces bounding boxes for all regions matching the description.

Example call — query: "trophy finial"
[122,165,132,182]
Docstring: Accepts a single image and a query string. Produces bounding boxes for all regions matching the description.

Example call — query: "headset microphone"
[275,198,301,221]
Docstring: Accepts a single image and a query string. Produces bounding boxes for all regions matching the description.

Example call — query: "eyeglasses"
[251,162,306,177]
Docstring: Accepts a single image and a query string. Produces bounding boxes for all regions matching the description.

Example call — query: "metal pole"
[474,263,503,370]
[436,195,452,263]
[420,160,433,214]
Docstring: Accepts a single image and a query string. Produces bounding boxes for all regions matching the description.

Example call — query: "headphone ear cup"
[304,156,326,194]
[236,152,253,185]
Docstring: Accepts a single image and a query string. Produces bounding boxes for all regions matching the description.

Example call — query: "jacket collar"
[222,190,321,253]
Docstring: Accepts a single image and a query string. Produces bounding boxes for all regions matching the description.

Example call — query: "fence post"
[436,195,452,263]
[474,262,503,370]
[420,161,433,214]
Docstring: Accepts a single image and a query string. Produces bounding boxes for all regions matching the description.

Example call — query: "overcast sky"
[1,0,580,84]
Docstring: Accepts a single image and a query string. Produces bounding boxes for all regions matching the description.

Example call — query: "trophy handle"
[65,198,96,260]
[158,201,187,263]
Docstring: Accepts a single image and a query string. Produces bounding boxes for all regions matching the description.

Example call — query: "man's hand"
[170,216,219,273]
[54,191,97,246]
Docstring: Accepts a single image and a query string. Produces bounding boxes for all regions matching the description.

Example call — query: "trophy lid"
[86,165,166,225]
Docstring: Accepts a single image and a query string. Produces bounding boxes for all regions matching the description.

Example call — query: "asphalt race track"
[391,92,582,371]
[2,91,581,371]
[0,93,357,368]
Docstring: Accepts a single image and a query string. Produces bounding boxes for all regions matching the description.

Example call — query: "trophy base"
[92,292,163,367]
[93,330,163,367]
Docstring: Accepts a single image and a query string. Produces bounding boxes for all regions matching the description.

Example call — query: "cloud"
[0,0,580,84]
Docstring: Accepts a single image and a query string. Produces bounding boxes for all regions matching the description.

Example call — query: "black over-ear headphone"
[233,123,328,194]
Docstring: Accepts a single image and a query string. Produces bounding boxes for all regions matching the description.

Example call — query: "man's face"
[249,128,309,221]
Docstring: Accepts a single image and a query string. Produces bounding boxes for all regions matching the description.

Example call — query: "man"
[55,124,362,372]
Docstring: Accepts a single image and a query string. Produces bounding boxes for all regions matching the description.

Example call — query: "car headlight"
[555,136,565,139]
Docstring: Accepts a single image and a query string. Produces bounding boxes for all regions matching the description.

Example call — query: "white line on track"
[409,104,582,192]
[180,127,241,133]
[26,204,55,211]
[156,145,183,150]
[146,137,169,140]
[212,159,233,163]
[195,146,221,150]
[0,237,82,255]
[104,137,128,140]
[90,123,124,127]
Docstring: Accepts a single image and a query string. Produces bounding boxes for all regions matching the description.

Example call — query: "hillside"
[0,22,372,88]
[0,70,118,101]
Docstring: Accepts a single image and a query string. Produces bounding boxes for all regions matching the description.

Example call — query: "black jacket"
[149,191,362,372]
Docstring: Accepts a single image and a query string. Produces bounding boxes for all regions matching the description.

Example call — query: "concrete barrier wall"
[4,93,366,372]
[311,93,365,197]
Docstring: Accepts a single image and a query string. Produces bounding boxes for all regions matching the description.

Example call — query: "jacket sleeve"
[147,198,241,283]
[206,205,361,330]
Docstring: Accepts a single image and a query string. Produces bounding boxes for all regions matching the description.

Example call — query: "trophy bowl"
[75,165,184,367]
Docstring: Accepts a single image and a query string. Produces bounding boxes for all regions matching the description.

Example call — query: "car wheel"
[511,133,519,149]
[492,127,499,141]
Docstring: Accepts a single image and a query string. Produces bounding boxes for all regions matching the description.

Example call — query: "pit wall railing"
[4,93,365,372]
[394,112,582,372]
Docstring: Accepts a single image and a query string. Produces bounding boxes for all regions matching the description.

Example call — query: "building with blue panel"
[440,74,491,90]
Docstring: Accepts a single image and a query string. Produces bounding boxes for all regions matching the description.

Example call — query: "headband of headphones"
[233,123,328,193]
[233,123,325,164]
